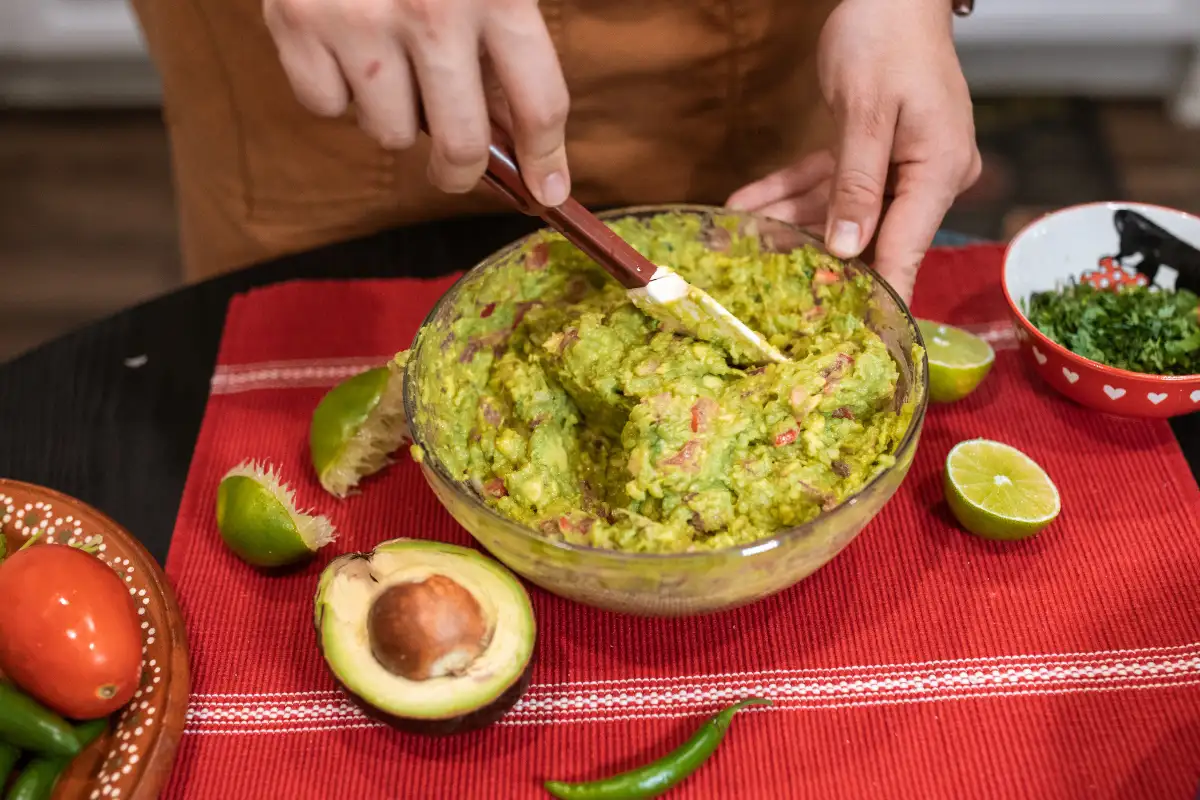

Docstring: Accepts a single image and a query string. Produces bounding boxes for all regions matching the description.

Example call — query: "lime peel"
[218,459,336,566]
[944,439,1061,541]
[310,357,410,498]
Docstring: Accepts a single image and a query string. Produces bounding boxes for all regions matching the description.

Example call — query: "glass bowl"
[401,204,928,617]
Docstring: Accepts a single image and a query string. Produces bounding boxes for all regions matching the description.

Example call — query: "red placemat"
[165,245,1200,799]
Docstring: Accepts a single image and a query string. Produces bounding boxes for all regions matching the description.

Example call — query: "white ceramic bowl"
[1003,201,1200,418]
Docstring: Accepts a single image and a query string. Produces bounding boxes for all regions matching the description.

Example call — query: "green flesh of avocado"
[314,538,536,733]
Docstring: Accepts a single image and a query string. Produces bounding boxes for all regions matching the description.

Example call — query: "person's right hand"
[263,0,572,207]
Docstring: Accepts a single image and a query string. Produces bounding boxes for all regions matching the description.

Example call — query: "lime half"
[310,358,409,498]
[917,320,995,403]
[216,460,337,567]
[944,439,1060,541]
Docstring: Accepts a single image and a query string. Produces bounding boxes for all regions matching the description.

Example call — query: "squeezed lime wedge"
[310,359,409,498]
[216,460,336,567]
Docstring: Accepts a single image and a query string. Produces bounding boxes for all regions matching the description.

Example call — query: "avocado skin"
[328,657,534,736]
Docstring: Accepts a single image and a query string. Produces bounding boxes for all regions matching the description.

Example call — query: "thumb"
[825,101,897,260]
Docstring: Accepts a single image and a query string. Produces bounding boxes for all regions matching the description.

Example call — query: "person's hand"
[263,0,572,206]
[726,0,981,301]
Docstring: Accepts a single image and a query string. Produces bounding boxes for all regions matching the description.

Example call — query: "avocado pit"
[367,575,491,681]
[314,538,536,735]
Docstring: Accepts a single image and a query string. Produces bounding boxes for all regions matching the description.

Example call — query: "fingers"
[825,99,897,260]
[481,54,515,133]
[754,180,832,228]
[871,106,981,303]
[264,0,349,117]
[264,0,572,201]
[482,4,571,206]
[871,165,957,302]
[402,6,492,193]
[726,151,835,212]
[330,38,419,149]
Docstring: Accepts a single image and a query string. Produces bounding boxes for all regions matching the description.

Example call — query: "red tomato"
[0,544,142,719]
[773,428,798,447]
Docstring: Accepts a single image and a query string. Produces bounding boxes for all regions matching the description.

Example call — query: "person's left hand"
[726,0,981,302]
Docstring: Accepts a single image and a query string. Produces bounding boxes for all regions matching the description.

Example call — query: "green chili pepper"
[0,684,78,759]
[544,697,771,799]
[5,718,109,800]
[0,742,19,787]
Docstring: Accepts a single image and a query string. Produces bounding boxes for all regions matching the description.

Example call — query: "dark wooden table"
[1,218,1196,565]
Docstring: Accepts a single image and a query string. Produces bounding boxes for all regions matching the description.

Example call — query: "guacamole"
[411,213,919,554]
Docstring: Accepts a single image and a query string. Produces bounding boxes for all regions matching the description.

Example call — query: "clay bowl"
[1003,201,1200,418]
[0,479,189,800]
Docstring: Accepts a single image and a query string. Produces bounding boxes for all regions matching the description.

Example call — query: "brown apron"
[129,0,840,281]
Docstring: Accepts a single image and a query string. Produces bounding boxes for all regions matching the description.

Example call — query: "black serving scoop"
[1110,208,1200,294]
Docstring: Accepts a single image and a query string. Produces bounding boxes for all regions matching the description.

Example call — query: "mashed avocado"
[412,213,918,554]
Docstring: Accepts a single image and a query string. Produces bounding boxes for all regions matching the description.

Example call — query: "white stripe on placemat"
[210,356,391,395]
[183,644,1200,733]
[206,320,1019,395]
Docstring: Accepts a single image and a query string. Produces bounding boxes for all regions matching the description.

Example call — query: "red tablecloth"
[165,245,1200,799]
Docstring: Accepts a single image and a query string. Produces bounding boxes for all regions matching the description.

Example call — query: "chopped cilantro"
[1023,283,1200,376]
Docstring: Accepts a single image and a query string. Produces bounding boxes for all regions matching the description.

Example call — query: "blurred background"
[3,1,1200,361]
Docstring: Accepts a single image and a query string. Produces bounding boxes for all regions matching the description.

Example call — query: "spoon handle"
[421,114,656,289]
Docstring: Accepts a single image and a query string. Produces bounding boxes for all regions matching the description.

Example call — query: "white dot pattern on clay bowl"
[0,480,189,800]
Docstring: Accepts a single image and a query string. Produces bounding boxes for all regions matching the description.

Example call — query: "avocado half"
[314,538,536,735]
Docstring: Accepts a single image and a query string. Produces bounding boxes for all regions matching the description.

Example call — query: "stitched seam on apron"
[178,0,255,220]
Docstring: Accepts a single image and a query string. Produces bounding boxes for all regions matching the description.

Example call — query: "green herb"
[14,531,101,556]
[1023,284,1200,376]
